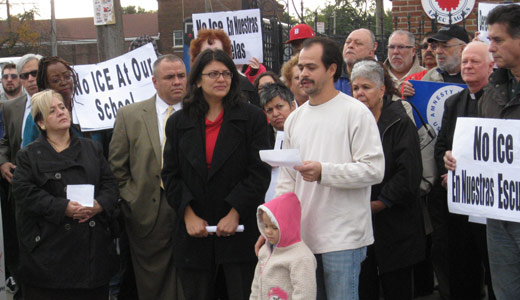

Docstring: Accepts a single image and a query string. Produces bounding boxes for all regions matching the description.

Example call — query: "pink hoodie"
[257,192,302,248]
[250,193,316,300]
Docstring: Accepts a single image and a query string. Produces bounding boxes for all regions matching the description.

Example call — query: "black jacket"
[371,98,425,273]
[12,134,119,289]
[434,88,480,175]
[162,102,271,269]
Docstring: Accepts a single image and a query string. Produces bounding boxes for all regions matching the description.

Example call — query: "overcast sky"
[0,0,393,20]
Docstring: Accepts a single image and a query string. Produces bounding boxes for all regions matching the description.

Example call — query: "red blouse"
[205,110,224,168]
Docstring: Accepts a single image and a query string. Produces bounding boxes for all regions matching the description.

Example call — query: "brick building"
[391,0,518,37]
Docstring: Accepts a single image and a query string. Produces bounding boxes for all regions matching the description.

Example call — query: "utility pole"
[50,0,57,56]
[95,0,125,62]
[6,0,11,31]
[375,0,384,37]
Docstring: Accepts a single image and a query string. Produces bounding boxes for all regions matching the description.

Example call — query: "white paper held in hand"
[206,225,245,233]
[67,184,95,207]
[259,149,303,168]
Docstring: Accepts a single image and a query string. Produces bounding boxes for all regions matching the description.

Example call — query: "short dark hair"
[253,71,283,91]
[487,4,520,38]
[153,54,184,77]
[259,82,294,107]
[182,49,242,118]
[301,37,343,82]
[2,63,16,75]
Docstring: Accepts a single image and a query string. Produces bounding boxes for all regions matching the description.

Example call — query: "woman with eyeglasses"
[21,57,110,155]
[161,49,271,300]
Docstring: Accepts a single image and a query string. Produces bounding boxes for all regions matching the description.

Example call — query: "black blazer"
[162,102,271,269]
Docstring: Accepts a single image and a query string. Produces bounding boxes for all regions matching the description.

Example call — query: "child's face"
[262,213,280,245]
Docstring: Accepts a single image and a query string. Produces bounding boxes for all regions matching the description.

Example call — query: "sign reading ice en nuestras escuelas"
[192,9,263,65]
[72,43,157,131]
[421,0,475,25]
[448,117,520,223]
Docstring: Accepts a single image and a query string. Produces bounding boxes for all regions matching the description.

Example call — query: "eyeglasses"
[201,71,233,80]
[2,74,18,80]
[430,43,464,51]
[19,70,38,80]
[49,74,73,85]
[388,45,414,51]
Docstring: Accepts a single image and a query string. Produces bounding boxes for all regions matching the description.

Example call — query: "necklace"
[47,136,71,152]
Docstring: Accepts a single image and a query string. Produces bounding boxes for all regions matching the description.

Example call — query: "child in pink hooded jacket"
[250,192,316,300]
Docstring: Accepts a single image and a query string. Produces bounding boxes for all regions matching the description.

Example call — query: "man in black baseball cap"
[427,25,470,44]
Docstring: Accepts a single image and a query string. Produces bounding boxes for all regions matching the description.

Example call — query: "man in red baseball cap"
[286,23,315,54]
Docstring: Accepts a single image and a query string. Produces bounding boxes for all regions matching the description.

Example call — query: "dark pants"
[448,215,495,300]
[359,245,413,300]
[429,182,495,300]
[23,284,108,300]
[179,262,256,300]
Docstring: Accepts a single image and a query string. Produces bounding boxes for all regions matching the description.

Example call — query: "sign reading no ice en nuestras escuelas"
[72,43,157,131]
[192,9,263,65]
[407,80,467,133]
[448,117,520,223]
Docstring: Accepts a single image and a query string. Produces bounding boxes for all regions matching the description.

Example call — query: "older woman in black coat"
[351,60,425,300]
[12,89,118,300]
[162,49,271,300]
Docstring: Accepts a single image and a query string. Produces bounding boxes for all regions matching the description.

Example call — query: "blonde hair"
[281,54,299,86]
[31,89,65,125]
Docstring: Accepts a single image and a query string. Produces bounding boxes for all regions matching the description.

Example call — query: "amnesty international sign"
[448,117,520,222]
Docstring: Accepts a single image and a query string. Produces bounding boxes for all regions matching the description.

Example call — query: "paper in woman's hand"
[67,184,95,207]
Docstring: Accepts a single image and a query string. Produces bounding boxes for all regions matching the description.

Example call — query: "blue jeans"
[316,247,367,300]
[487,218,520,299]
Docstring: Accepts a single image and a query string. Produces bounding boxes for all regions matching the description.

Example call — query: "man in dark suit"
[109,54,186,300]
[0,53,42,298]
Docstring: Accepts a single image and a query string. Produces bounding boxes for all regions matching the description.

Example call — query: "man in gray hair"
[0,52,42,298]
[384,30,425,88]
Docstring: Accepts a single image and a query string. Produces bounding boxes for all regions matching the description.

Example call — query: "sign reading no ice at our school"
[72,43,158,131]
[448,117,520,223]
[192,9,263,64]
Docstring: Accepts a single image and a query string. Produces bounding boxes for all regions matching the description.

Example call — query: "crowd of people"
[0,3,519,300]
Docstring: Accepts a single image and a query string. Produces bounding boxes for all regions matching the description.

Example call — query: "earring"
[41,125,46,130]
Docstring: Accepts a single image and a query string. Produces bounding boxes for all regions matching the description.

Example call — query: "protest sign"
[73,43,157,131]
[407,80,466,132]
[448,117,520,223]
[192,9,263,64]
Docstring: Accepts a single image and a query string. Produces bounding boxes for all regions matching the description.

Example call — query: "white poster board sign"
[448,117,520,223]
[192,9,263,64]
[72,43,157,131]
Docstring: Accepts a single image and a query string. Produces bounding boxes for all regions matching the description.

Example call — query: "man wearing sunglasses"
[0,63,24,102]
[0,53,42,300]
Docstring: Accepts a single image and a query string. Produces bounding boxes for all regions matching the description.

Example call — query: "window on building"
[173,30,183,48]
